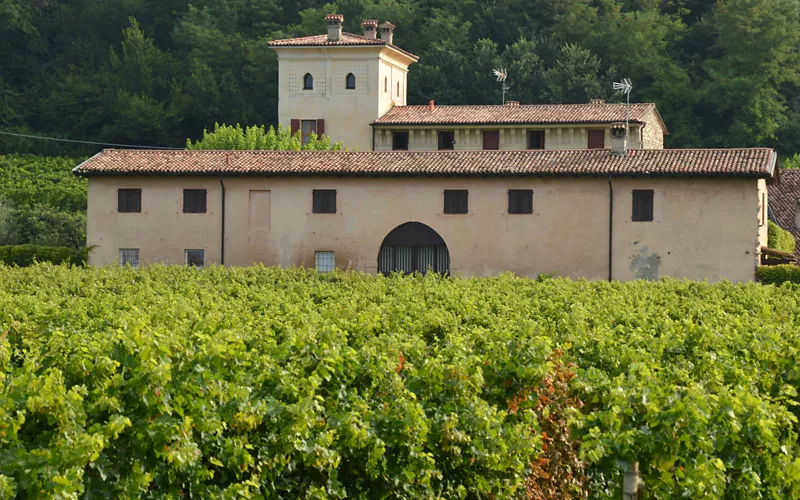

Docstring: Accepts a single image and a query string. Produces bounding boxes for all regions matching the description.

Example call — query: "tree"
[185,123,344,150]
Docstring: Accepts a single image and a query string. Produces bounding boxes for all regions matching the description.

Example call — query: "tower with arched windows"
[269,15,418,151]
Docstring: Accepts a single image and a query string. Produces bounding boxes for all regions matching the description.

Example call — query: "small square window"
[183,189,207,213]
[392,131,409,150]
[527,130,545,150]
[118,189,142,213]
[185,249,205,268]
[632,190,654,222]
[444,190,468,214]
[312,189,337,213]
[119,248,140,268]
[482,130,500,150]
[438,131,455,150]
[508,189,533,214]
[315,251,335,272]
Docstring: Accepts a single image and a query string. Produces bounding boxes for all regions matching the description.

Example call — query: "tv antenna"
[493,68,509,104]
[613,78,633,146]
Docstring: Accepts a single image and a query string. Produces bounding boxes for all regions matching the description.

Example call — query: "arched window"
[396,81,400,97]
[345,73,356,89]
[384,77,388,92]
[303,73,313,90]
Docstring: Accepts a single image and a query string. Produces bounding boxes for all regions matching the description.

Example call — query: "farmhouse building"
[768,169,800,260]
[75,14,777,282]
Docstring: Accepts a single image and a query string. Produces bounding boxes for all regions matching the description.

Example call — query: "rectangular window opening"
[632,189,654,222]
[482,130,500,150]
[508,189,533,214]
[119,248,140,268]
[527,130,545,150]
[118,189,142,213]
[315,251,336,273]
[444,190,468,214]
[301,120,317,146]
[438,131,455,150]
[588,129,605,149]
[392,131,409,150]
[312,189,337,214]
[183,189,207,213]
[185,249,205,268]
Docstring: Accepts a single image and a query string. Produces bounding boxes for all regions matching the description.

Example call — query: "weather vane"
[493,68,509,104]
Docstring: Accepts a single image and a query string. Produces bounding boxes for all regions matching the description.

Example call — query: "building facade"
[76,149,775,282]
[768,169,800,260]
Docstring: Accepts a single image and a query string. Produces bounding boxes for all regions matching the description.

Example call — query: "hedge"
[767,221,796,254]
[756,264,800,285]
[0,245,87,267]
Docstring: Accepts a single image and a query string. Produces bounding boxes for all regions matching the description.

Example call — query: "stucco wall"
[374,124,650,151]
[87,176,762,282]
[274,46,414,151]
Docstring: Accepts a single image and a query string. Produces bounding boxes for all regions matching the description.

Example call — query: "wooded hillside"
[1,0,799,156]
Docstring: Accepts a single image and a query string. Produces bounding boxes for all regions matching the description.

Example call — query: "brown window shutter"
[290,119,300,136]
[588,129,605,149]
[316,119,325,136]
[483,130,500,150]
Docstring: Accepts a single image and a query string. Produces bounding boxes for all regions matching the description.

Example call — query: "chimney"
[379,22,396,45]
[590,99,606,105]
[362,20,378,39]
[611,123,627,156]
[505,101,520,106]
[428,100,435,112]
[326,14,343,42]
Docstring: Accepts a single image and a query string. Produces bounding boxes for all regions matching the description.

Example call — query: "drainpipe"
[371,124,376,151]
[220,153,228,265]
[608,176,614,281]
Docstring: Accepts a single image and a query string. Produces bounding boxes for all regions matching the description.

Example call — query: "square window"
[482,130,500,150]
[392,131,409,150]
[185,249,205,268]
[312,189,337,213]
[632,190,654,222]
[119,248,140,268]
[508,189,533,214]
[527,130,545,149]
[444,190,468,214]
[183,189,207,213]
[118,189,142,213]
[315,251,335,272]
[588,129,605,149]
[438,131,455,150]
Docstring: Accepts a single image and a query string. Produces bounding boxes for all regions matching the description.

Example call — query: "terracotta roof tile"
[74,148,775,179]
[768,169,800,257]
[375,103,666,130]
[268,32,418,60]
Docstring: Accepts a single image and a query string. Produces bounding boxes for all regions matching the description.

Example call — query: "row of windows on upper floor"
[302,73,401,96]
[116,188,657,220]
[389,129,609,151]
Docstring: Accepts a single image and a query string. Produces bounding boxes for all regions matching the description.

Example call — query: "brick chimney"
[379,22,396,45]
[428,100,435,111]
[362,20,378,39]
[326,14,343,42]
[590,99,606,105]
[611,123,627,156]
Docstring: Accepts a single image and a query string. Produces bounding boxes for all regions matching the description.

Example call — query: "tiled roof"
[374,103,667,131]
[74,148,775,179]
[768,169,800,257]
[268,32,418,60]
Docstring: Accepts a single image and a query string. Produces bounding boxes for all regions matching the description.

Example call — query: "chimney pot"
[590,99,606,105]
[428,100,435,111]
[610,123,627,156]
[379,21,396,45]
[361,20,378,39]
[505,101,520,106]
[326,14,344,42]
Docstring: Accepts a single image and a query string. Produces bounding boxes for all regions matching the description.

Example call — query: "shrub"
[0,204,86,248]
[767,220,796,254]
[0,245,87,266]
[756,264,800,285]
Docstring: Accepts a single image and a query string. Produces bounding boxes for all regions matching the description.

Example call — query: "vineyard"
[1,265,799,498]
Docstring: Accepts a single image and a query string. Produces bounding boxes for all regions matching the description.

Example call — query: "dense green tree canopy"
[1,0,800,161]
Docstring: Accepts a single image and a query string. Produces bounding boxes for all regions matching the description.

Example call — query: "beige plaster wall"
[87,175,762,282]
[374,124,650,151]
[274,46,414,151]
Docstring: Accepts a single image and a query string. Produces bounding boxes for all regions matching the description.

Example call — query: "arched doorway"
[378,222,450,275]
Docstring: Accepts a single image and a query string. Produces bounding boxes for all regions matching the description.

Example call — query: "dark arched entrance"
[378,222,450,275]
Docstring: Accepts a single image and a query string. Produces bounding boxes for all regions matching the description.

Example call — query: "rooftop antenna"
[493,68,509,104]
[612,78,633,151]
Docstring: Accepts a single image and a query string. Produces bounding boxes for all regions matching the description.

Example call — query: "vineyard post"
[623,461,639,500]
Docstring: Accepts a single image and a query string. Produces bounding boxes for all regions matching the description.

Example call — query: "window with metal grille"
[119,248,139,268]
[632,190,654,222]
[118,189,141,213]
[185,249,205,267]
[392,131,409,150]
[315,251,335,272]
[346,73,356,89]
[312,189,337,213]
[527,130,545,149]
[183,189,207,213]
[508,189,533,214]
[444,190,468,214]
